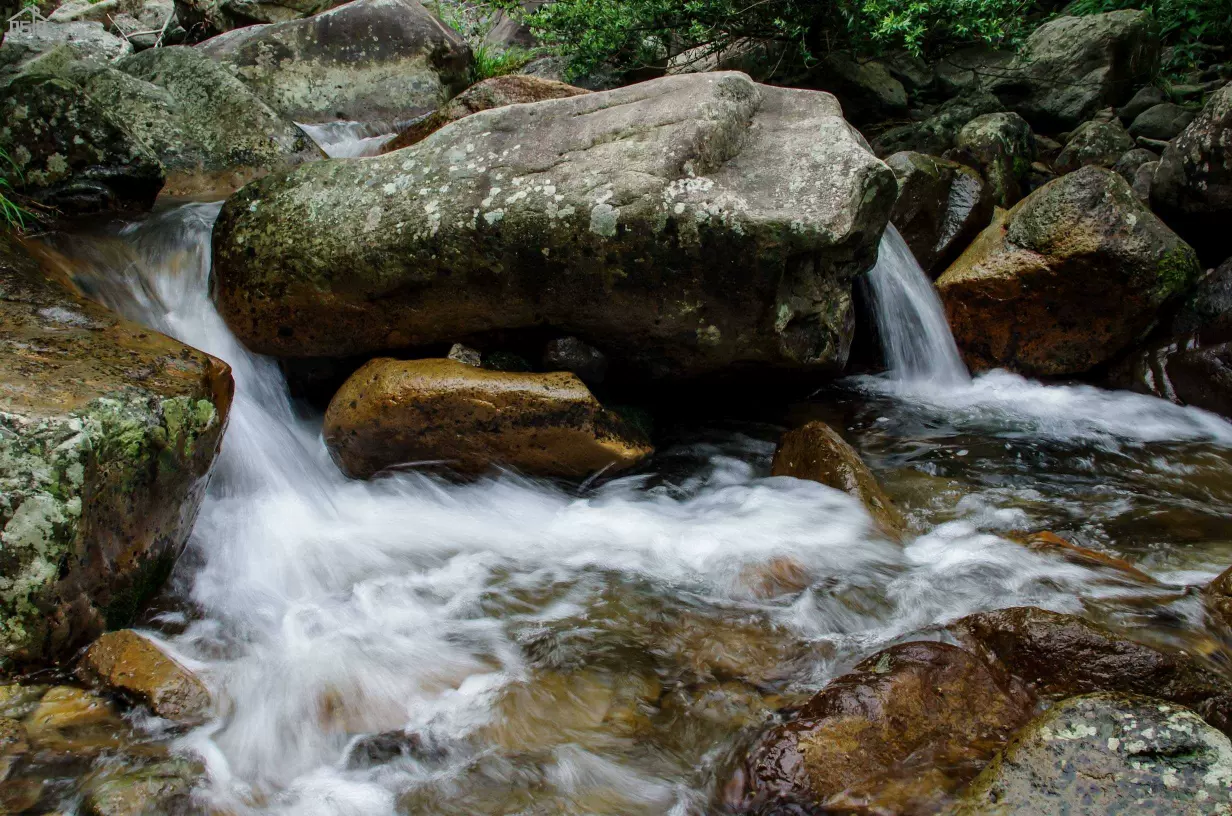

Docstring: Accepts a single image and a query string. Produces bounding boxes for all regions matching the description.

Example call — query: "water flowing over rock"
[195,0,472,123]
[936,166,1200,376]
[211,72,896,379]
[886,151,993,278]
[381,75,589,154]
[990,11,1160,131]
[323,358,652,479]
[0,234,232,667]
[77,630,212,724]
[1152,82,1232,265]
[946,693,1232,814]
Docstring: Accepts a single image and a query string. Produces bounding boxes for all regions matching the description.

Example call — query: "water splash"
[297,120,405,158]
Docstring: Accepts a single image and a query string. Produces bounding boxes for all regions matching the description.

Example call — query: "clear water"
[26,200,1232,815]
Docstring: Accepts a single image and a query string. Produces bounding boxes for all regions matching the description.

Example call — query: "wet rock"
[1117,84,1166,123]
[345,729,444,769]
[936,167,1200,376]
[734,642,1034,814]
[951,606,1232,734]
[991,11,1160,131]
[871,90,1004,158]
[886,151,994,278]
[1053,117,1134,174]
[771,421,904,536]
[175,0,346,36]
[948,112,1035,207]
[0,717,28,780]
[1159,342,1232,418]
[26,686,117,732]
[812,53,907,124]
[196,0,472,123]
[1152,82,1232,264]
[0,234,232,666]
[77,630,211,724]
[1173,258,1232,343]
[322,358,652,479]
[947,693,1232,814]
[381,74,589,153]
[0,20,131,76]
[0,73,163,213]
[1012,531,1155,583]
[542,337,608,386]
[1128,101,1196,142]
[1206,564,1232,633]
[82,757,203,816]
[211,73,896,379]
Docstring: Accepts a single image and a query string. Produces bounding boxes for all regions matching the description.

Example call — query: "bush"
[1066,0,1232,73]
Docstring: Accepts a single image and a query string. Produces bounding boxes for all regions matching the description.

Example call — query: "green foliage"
[471,45,536,83]
[0,148,31,233]
[1066,0,1232,73]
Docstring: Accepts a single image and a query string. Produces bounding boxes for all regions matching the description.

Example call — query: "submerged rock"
[733,641,1034,814]
[949,112,1035,208]
[947,693,1232,814]
[322,358,652,479]
[771,421,904,535]
[0,234,232,666]
[381,74,589,153]
[196,0,472,123]
[212,72,896,379]
[936,167,1200,376]
[82,756,203,816]
[886,151,993,278]
[952,606,1232,734]
[77,630,211,724]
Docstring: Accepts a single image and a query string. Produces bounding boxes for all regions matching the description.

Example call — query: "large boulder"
[0,235,232,667]
[936,167,1201,376]
[1152,82,1232,265]
[174,0,346,37]
[0,20,131,76]
[948,112,1035,208]
[322,358,652,479]
[811,53,908,125]
[947,693,1232,814]
[885,151,993,278]
[381,75,589,154]
[211,72,897,379]
[1128,101,1195,142]
[732,641,1034,814]
[195,0,472,123]
[1053,116,1135,174]
[952,606,1232,735]
[991,11,1160,131]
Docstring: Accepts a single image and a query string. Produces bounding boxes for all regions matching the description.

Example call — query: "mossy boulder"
[211,72,897,380]
[323,358,652,479]
[886,151,994,278]
[77,630,211,724]
[195,0,472,123]
[1053,116,1135,174]
[82,757,203,816]
[871,90,1005,158]
[936,166,1200,376]
[947,693,1232,814]
[948,112,1035,208]
[0,234,232,667]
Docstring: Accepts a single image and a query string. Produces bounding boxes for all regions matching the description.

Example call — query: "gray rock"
[1054,117,1135,174]
[886,151,994,278]
[934,45,1014,96]
[1129,102,1196,141]
[0,20,130,76]
[196,0,472,123]
[482,0,544,50]
[447,343,482,367]
[1131,159,1158,201]
[82,757,203,816]
[1111,146,1159,185]
[871,90,1005,157]
[947,693,1232,815]
[110,0,184,50]
[812,53,907,124]
[1118,84,1166,122]
[1153,82,1232,264]
[543,337,608,385]
[991,11,1160,131]
[210,72,897,380]
[949,112,1035,207]
[1174,258,1232,342]
[174,0,347,37]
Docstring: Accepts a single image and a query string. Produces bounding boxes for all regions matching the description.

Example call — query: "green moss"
[1154,242,1201,301]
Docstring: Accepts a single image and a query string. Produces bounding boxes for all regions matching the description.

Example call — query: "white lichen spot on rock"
[364,206,383,232]
[590,203,619,237]
[484,209,504,225]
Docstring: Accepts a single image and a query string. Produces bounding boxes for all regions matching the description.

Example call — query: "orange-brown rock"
[731,641,1034,814]
[1012,531,1155,583]
[323,358,652,479]
[1205,565,1232,632]
[77,630,211,724]
[771,421,904,535]
[381,75,589,153]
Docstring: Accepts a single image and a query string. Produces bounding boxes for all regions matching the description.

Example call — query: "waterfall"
[864,225,970,386]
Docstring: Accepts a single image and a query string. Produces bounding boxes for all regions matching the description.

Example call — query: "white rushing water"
[296,121,405,158]
[48,202,1232,815]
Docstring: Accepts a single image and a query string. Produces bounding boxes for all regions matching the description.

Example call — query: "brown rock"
[1011,531,1155,583]
[381,75,589,153]
[951,606,1232,734]
[732,641,1034,814]
[885,151,994,278]
[1205,565,1232,631]
[77,630,211,724]
[323,358,653,479]
[771,421,904,535]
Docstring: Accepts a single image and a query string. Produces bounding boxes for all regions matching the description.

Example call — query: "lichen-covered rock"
[991,11,1160,131]
[1152,82,1232,264]
[936,167,1201,376]
[1128,101,1195,142]
[0,234,232,667]
[77,630,211,724]
[946,693,1232,815]
[381,74,588,154]
[0,20,131,76]
[871,90,1004,158]
[82,757,203,816]
[212,72,897,379]
[323,358,652,479]
[0,73,163,213]
[196,0,472,123]
[886,151,993,278]
[949,112,1035,207]
[732,642,1034,814]
[951,606,1232,734]
[1111,146,1159,185]
[175,0,346,37]
[771,421,904,535]
[1053,117,1134,174]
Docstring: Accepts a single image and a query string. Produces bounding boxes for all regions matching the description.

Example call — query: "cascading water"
[32,197,1232,814]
